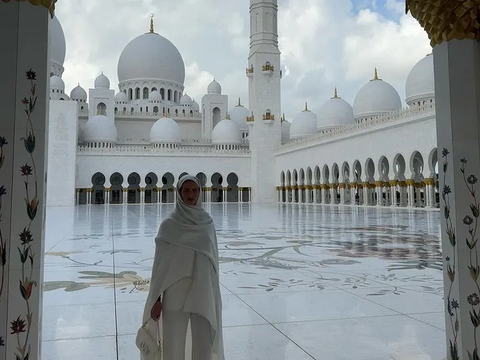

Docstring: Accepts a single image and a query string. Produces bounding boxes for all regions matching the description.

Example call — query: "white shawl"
[141,175,224,360]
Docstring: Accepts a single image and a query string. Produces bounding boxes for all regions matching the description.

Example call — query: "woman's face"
[180,180,200,205]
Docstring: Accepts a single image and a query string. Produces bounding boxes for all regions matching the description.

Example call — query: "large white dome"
[180,94,192,105]
[115,91,128,103]
[290,106,318,139]
[50,75,64,91]
[94,73,110,89]
[353,70,402,121]
[405,54,434,105]
[317,89,354,129]
[83,115,117,143]
[117,31,185,85]
[207,79,222,95]
[149,116,181,144]
[49,16,66,74]
[229,101,249,131]
[212,119,241,145]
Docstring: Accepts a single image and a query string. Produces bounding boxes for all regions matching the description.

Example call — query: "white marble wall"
[0,3,50,360]
[47,100,78,206]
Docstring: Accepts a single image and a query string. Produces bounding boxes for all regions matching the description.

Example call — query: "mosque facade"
[47,0,438,209]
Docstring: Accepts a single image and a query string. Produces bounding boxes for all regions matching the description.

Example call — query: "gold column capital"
[2,0,57,17]
[406,0,480,46]
[405,179,416,186]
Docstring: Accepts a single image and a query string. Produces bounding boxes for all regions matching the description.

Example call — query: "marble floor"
[42,203,445,360]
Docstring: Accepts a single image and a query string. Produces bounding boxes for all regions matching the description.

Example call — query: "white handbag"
[136,318,162,360]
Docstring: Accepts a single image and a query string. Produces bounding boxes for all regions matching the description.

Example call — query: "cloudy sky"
[56,0,431,119]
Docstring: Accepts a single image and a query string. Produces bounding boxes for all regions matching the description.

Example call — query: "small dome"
[290,104,318,139]
[50,75,65,91]
[207,79,222,95]
[94,73,110,89]
[353,69,402,120]
[180,93,192,105]
[405,54,434,105]
[317,89,354,129]
[50,16,66,71]
[229,100,249,131]
[212,118,241,145]
[191,100,199,111]
[149,90,162,101]
[83,115,117,143]
[149,116,181,144]
[281,119,291,144]
[115,91,128,103]
[70,84,87,101]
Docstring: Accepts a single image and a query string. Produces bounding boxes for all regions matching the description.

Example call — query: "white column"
[330,186,336,204]
[239,188,243,202]
[390,181,397,207]
[313,186,318,203]
[362,183,370,206]
[140,188,145,203]
[123,189,128,204]
[321,185,327,203]
[431,37,480,360]
[0,3,50,360]
[339,184,346,204]
[406,180,415,207]
[76,189,80,205]
[105,189,110,204]
[375,182,383,206]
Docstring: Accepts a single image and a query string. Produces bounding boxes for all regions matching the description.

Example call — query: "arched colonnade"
[278,149,439,209]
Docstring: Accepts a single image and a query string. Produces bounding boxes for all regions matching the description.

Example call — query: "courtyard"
[42,203,445,360]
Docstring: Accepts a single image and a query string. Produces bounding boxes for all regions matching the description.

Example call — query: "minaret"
[247,0,282,203]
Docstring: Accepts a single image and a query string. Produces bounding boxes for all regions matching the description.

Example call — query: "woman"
[140,174,224,360]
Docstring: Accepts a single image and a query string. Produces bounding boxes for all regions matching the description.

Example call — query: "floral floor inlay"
[42,203,446,360]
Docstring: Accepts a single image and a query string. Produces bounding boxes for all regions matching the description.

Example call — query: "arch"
[91,172,105,205]
[109,172,124,204]
[153,106,159,114]
[168,89,172,101]
[151,87,157,92]
[306,167,313,185]
[299,168,305,185]
[280,171,285,186]
[161,172,175,203]
[331,163,340,184]
[96,102,106,115]
[144,172,158,203]
[286,170,292,186]
[365,158,375,182]
[322,165,330,184]
[114,107,118,114]
[160,88,165,100]
[314,166,321,184]
[196,172,208,202]
[211,172,223,203]
[212,107,221,128]
[410,151,425,181]
[341,162,350,183]
[127,172,141,204]
[393,154,406,180]
[292,169,298,185]
[378,156,390,181]
[135,87,140,100]
[352,160,362,183]
[143,87,149,99]
[428,148,438,178]
[174,90,179,103]
[226,173,239,202]
[128,88,133,100]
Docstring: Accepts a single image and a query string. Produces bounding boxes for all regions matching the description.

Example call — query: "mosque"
[46,0,437,209]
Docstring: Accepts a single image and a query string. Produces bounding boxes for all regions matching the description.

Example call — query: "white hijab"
[158,174,219,273]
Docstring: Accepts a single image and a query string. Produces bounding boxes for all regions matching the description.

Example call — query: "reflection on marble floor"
[42,203,445,360]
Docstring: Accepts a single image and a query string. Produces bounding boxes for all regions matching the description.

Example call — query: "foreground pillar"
[408,1,480,358]
[0,2,53,359]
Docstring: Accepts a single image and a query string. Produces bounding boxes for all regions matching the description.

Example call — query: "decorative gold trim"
[405,179,415,186]
[105,188,111,192]
[397,181,407,187]
[338,183,346,189]
[424,178,436,186]
[389,180,398,187]
[2,0,57,17]
[406,0,480,46]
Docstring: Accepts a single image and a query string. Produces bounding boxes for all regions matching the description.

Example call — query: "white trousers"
[163,310,213,360]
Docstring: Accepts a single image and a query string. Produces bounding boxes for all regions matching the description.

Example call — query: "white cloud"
[55,0,430,120]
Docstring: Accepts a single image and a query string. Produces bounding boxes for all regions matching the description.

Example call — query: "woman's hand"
[150,301,163,321]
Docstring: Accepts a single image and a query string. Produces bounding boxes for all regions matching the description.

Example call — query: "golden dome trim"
[2,0,56,17]
[406,0,480,47]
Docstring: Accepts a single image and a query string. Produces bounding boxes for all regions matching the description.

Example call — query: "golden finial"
[150,13,155,33]
[282,113,286,122]
[226,112,231,120]
[237,97,242,106]
[304,102,309,111]
[332,87,339,99]
[373,67,379,80]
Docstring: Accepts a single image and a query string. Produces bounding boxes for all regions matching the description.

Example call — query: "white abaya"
[140,175,224,360]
